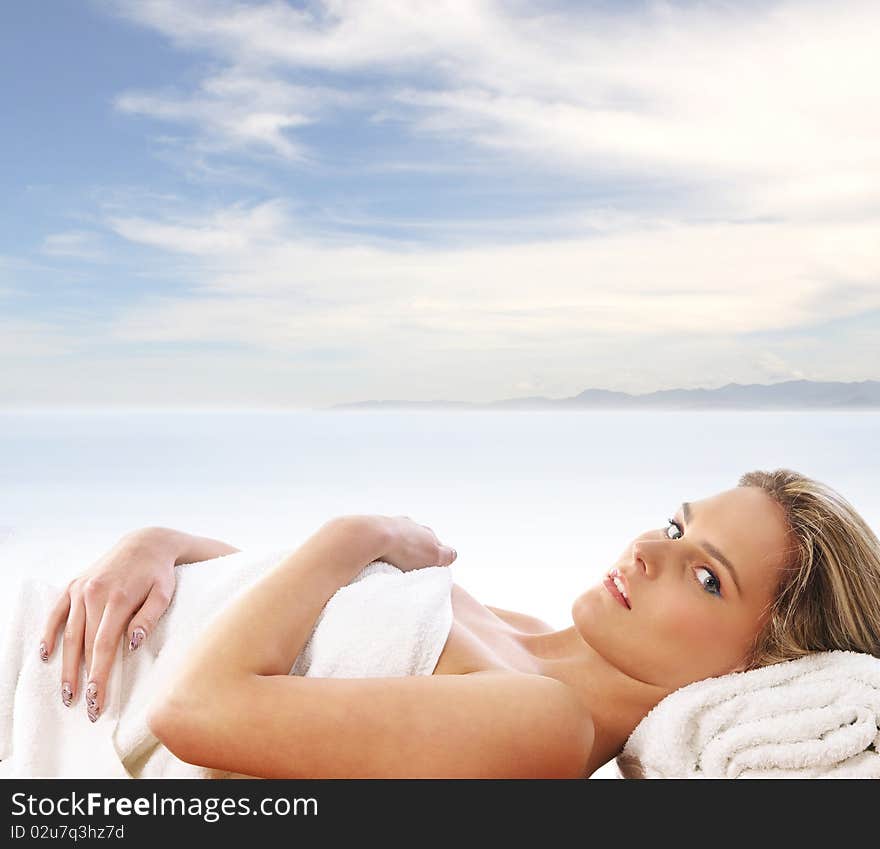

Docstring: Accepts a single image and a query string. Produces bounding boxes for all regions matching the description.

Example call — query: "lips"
[604,567,631,609]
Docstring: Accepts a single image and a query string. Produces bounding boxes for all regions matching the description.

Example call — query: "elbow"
[146,693,206,767]
[147,675,248,770]
[146,696,184,752]
[146,696,174,743]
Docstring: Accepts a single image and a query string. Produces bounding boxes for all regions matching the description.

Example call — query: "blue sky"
[2,0,878,409]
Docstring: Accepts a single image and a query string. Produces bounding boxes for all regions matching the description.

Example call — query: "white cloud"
[0,318,82,358]
[104,0,500,70]
[107,199,291,255]
[10,0,867,406]
[102,0,880,218]
[1,254,97,296]
[752,351,806,383]
[105,200,880,353]
[41,230,108,262]
[114,68,350,160]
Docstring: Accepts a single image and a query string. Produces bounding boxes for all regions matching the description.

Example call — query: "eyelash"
[665,518,723,598]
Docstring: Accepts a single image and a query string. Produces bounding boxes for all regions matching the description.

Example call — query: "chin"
[570,586,603,636]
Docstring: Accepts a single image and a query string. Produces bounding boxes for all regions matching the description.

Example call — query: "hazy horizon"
[1,376,878,412]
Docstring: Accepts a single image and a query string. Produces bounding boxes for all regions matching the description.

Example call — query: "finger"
[60,594,86,707]
[428,543,457,567]
[127,580,173,653]
[441,545,457,566]
[86,600,132,723]
[40,588,72,661]
[82,586,108,676]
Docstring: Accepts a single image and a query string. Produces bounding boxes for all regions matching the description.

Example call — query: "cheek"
[651,594,717,643]
[646,593,750,678]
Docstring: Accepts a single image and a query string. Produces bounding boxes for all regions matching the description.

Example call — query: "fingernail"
[451,548,457,561]
[39,641,48,662]
[61,682,72,708]
[86,681,99,722]
[129,627,145,653]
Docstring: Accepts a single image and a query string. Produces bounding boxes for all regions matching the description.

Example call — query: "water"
[2,409,878,628]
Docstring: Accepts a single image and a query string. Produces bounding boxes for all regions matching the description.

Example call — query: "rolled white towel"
[616,650,880,778]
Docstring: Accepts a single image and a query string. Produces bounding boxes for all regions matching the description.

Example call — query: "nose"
[635,534,698,578]
[631,542,652,577]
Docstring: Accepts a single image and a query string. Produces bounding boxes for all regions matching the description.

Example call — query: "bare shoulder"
[452,581,554,633]
[485,604,555,633]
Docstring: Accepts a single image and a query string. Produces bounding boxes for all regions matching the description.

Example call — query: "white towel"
[0,546,454,778]
[616,650,880,779]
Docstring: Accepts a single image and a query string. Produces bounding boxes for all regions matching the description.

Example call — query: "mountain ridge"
[328,379,880,410]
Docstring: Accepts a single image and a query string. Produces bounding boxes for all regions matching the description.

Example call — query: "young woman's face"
[572,485,793,691]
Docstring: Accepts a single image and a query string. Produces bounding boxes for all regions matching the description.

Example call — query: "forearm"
[125,526,241,566]
[153,516,388,708]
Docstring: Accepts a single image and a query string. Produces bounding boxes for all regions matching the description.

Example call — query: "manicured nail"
[452,549,457,561]
[129,627,145,653]
[39,641,48,662]
[86,682,99,722]
[61,682,72,707]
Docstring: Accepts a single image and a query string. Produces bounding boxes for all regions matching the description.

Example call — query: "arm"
[147,514,454,685]
[148,516,594,777]
[148,515,386,688]
[152,669,593,778]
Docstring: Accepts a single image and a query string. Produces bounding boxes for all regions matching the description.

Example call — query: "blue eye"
[665,518,682,539]
[695,566,722,597]
[665,519,723,597]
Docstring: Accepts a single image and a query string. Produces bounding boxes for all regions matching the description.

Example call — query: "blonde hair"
[738,468,880,669]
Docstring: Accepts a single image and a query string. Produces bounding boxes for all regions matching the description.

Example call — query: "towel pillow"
[616,650,880,778]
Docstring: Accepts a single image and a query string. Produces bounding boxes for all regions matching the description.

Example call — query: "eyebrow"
[681,502,742,597]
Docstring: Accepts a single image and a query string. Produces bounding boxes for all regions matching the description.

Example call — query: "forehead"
[690,486,792,584]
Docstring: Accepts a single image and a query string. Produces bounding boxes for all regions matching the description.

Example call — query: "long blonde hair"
[739,468,880,668]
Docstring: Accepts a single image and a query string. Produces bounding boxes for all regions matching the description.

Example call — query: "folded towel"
[616,650,880,778]
[0,546,454,778]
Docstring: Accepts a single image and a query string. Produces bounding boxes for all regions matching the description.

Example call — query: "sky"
[1,0,878,409]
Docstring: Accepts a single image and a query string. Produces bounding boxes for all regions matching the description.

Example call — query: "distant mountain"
[327,379,880,411]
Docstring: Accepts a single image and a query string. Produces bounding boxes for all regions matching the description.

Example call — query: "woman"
[38,468,880,778]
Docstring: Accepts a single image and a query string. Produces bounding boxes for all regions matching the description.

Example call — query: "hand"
[377,515,458,572]
[39,529,178,722]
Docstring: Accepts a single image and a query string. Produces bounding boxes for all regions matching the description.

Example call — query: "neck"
[515,626,674,776]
